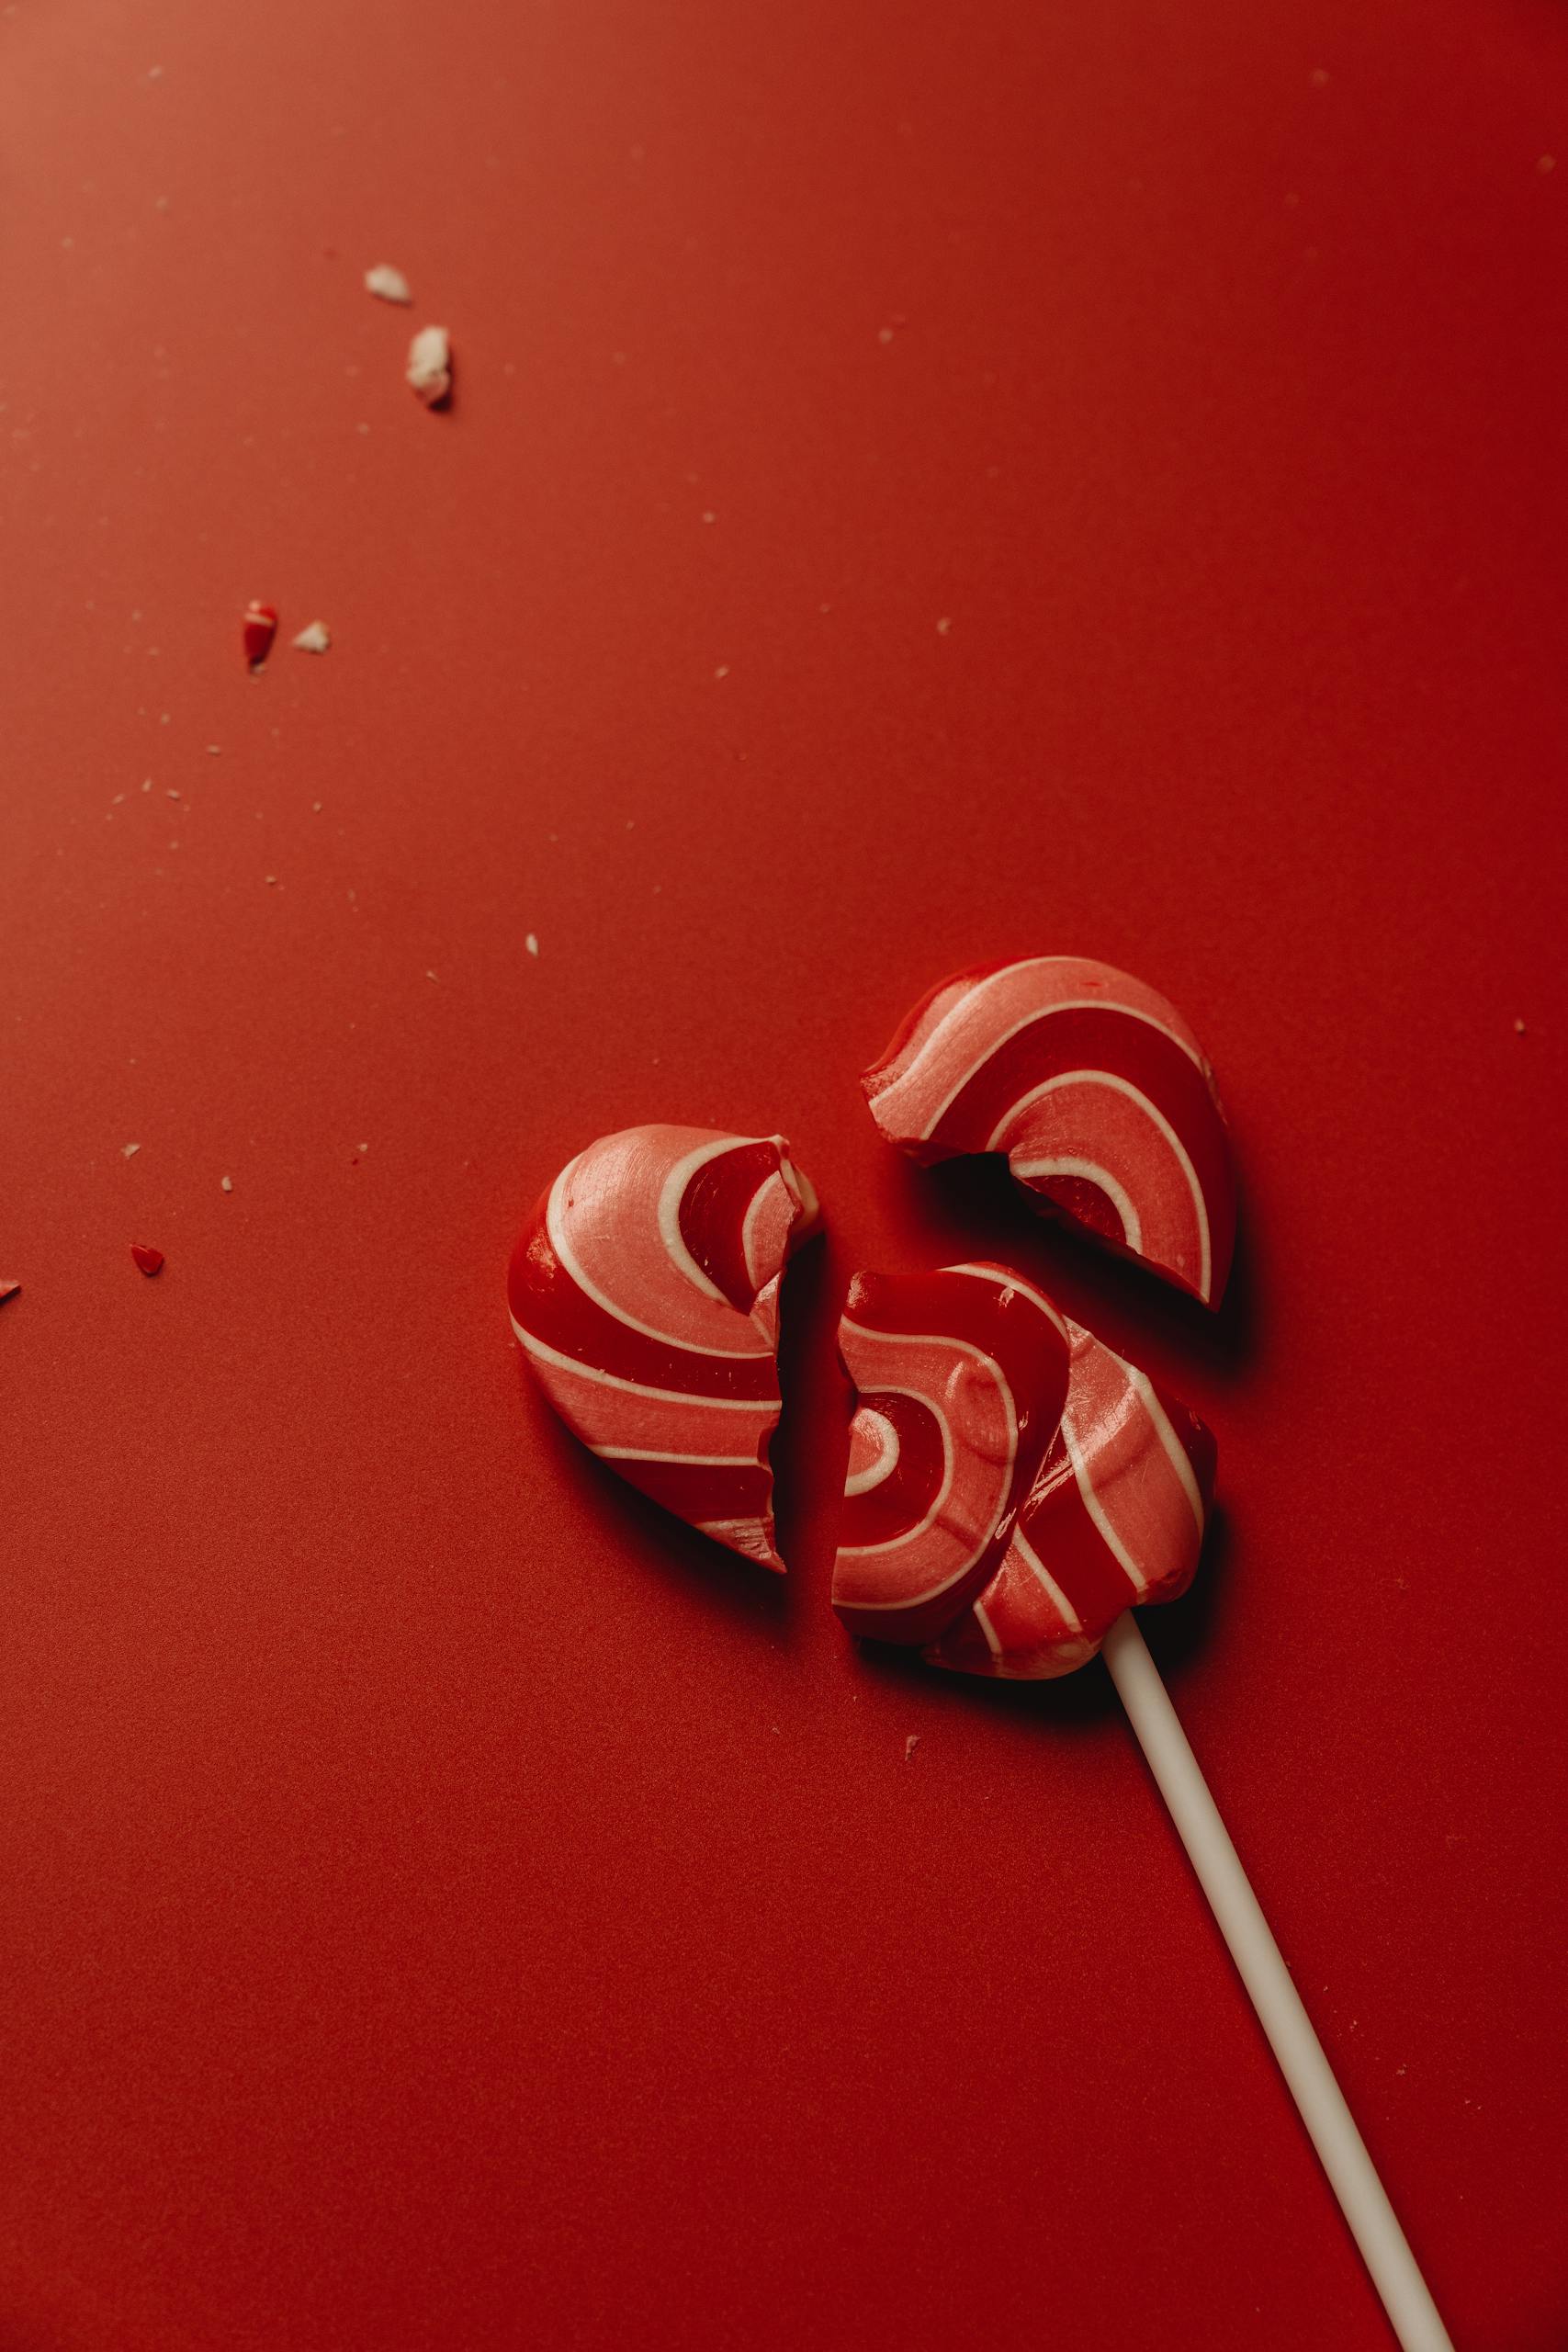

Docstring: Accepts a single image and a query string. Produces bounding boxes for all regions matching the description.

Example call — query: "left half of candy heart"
[508,1125,821,1570]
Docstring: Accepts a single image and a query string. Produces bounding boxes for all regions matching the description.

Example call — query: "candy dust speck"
[220,1176,233,1193]
[130,1242,164,1276]
[525,933,539,957]
[935,616,952,635]
[364,263,412,304]
[292,621,332,654]
[905,1735,920,1760]
[406,324,452,407]
[121,1143,141,1159]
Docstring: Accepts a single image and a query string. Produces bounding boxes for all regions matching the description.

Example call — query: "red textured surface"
[2,1,1564,2346]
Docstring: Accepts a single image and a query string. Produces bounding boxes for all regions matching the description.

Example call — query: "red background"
[3,1,1564,2346]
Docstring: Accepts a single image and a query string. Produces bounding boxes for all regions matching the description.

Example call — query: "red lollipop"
[863,956,1237,1306]
[509,1124,818,1569]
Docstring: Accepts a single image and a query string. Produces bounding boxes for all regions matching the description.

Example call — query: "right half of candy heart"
[927,1313,1215,1679]
[862,955,1236,1308]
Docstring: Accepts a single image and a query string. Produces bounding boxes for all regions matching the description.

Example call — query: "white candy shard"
[365,264,412,305]
[406,324,452,406]
[292,621,332,654]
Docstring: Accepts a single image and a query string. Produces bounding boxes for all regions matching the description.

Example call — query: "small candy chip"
[243,600,278,669]
[406,324,452,407]
[365,263,412,305]
[291,621,332,654]
[0,1279,20,1306]
[130,1242,164,1276]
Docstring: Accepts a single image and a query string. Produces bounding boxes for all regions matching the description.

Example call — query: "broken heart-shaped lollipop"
[862,956,1236,1306]
[928,1314,1216,1679]
[830,1261,1071,1645]
[508,1125,818,1568]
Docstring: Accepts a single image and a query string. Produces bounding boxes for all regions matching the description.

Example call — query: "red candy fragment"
[0,1279,19,1305]
[928,1316,1216,1679]
[830,1261,1072,1645]
[863,956,1237,1307]
[130,1243,164,1276]
[243,600,278,669]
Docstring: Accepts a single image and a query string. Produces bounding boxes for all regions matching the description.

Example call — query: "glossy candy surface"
[929,1316,1215,1679]
[508,1125,818,1569]
[863,956,1236,1306]
[830,1261,1071,1645]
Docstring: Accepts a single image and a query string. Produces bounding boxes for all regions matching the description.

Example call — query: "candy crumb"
[292,621,332,654]
[935,616,953,635]
[525,933,539,957]
[905,1735,920,1761]
[121,1143,141,1159]
[1514,1018,1527,1034]
[220,1176,233,1193]
[0,1279,20,1306]
[365,263,412,304]
[130,1242,164,1276]
[407,324,452,406]
[243,599,278,669]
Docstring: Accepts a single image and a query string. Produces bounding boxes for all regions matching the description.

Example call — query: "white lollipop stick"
[1100,1613,1453,2352]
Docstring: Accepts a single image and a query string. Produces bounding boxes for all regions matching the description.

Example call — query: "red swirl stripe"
[508,1125,819,1570]
[830,1261,1072,1645]
[928,1317,1216,1680]
[863,956,1236,1306]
